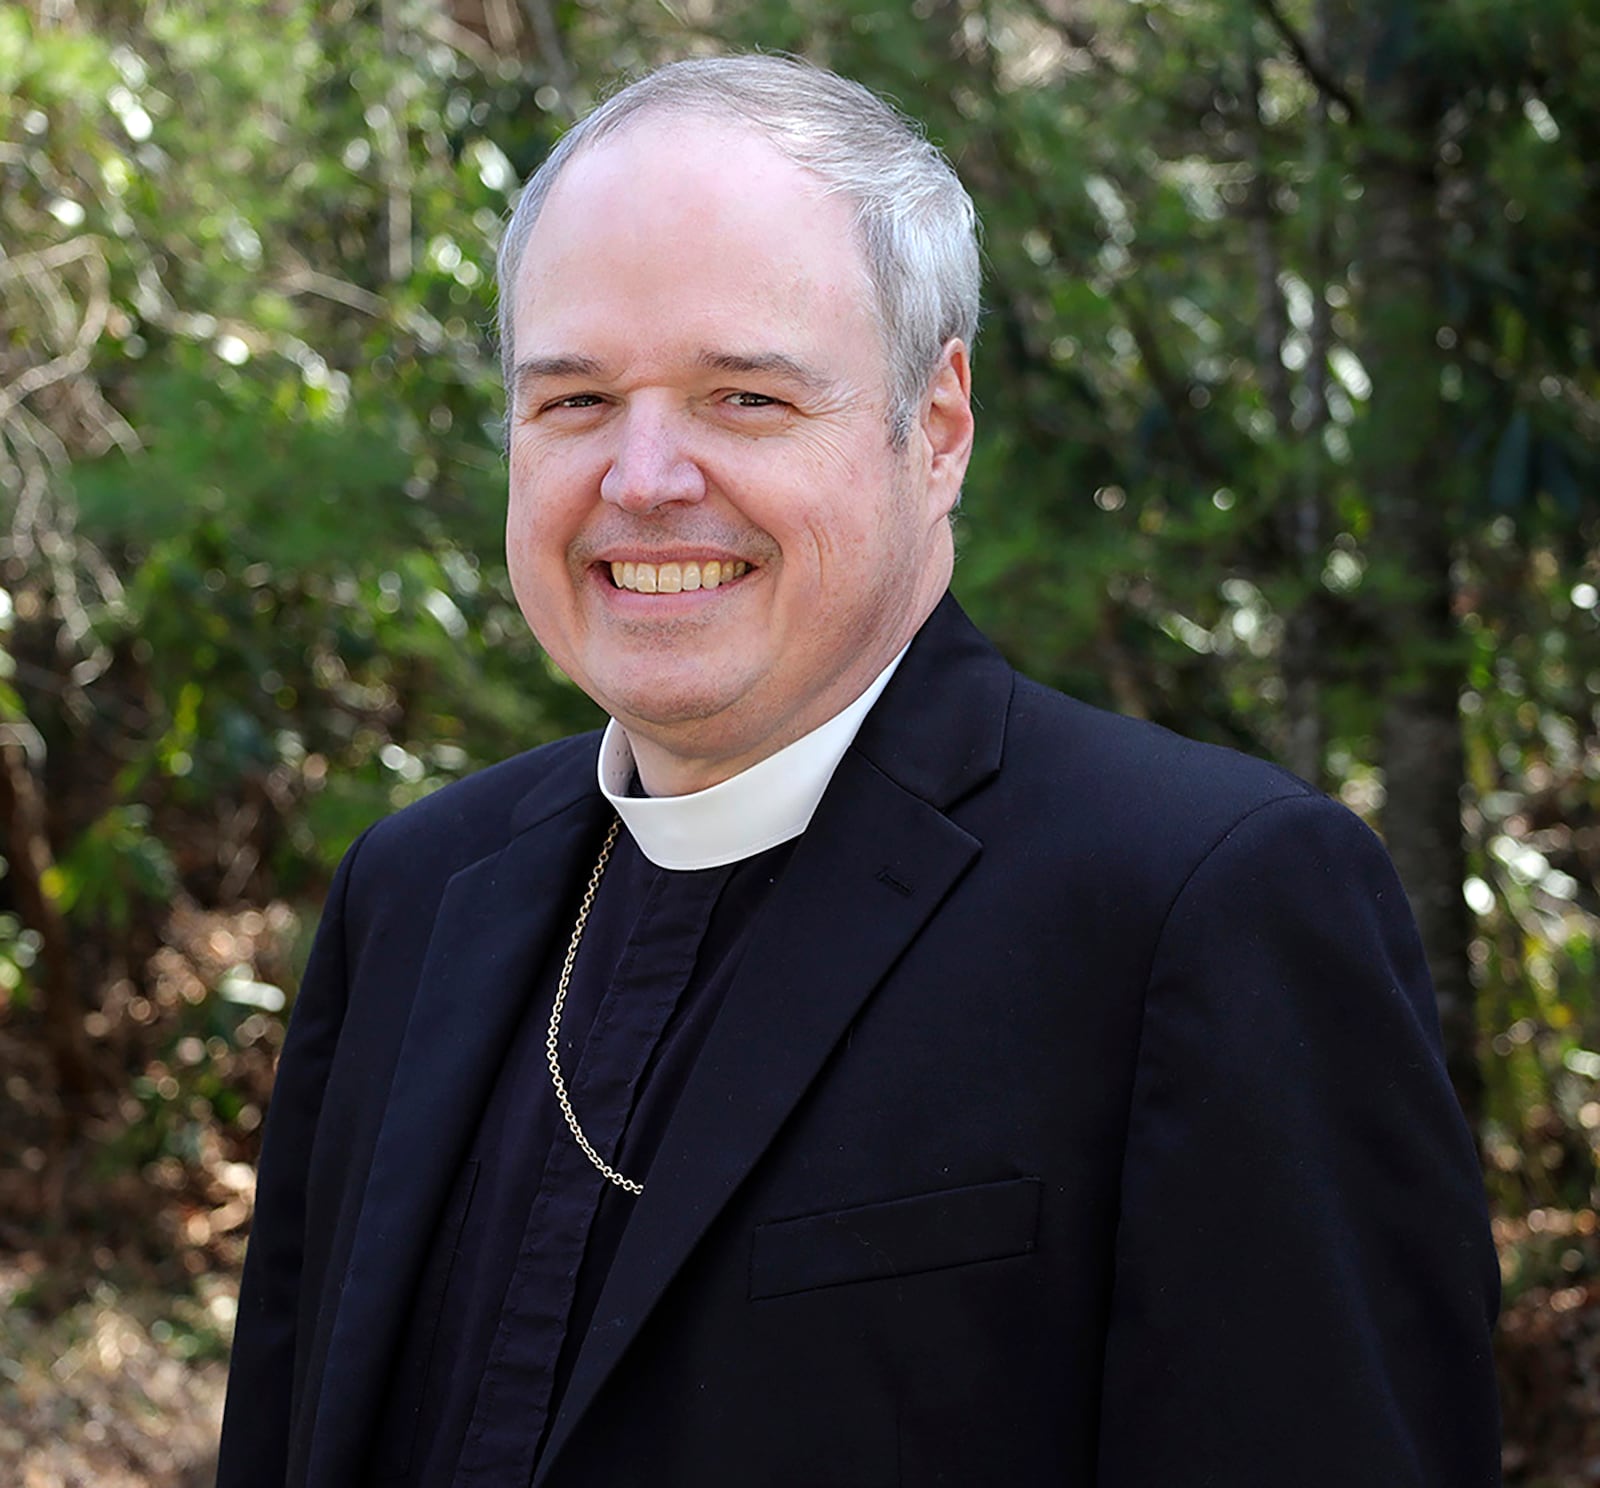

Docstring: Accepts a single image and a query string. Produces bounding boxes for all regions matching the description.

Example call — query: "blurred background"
[1,0,1597,1481]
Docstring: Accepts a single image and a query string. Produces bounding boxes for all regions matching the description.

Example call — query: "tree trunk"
[1281,0,1336,792]
[1246,45,1329,790]
[1355,7,1480,1127]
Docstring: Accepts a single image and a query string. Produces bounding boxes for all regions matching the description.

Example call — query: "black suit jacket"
[218,596,1501,1486]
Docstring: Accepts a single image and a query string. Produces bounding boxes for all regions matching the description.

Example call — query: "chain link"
[545,818,644,1195]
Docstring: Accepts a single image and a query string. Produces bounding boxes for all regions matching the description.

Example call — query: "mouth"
[607,558,751,594]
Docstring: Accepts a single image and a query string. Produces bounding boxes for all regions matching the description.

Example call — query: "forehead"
[510,118,878,365]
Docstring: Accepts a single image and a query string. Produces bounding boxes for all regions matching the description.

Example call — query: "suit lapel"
[536,597,1012,1482]
[304,780,610,1488]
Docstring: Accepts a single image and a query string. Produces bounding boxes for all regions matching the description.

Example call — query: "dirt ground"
[0,1261,227,1488]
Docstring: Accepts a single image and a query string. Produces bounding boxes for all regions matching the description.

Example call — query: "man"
[218,55,1501,1487]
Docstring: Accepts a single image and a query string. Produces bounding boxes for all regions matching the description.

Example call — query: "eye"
[544,393,605,411]
[723,391,782,409]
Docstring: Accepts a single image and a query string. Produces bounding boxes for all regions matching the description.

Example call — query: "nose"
[600,402,707,513]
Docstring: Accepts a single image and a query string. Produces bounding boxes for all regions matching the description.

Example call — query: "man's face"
[505,117,972,793]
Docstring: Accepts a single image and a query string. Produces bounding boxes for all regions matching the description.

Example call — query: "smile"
[608,559,750,593]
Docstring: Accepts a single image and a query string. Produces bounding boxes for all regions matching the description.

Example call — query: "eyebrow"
[697,350,831,390]
[514,353,606,398]
[512,348,835,403]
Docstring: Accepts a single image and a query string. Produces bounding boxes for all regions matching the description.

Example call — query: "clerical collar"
[597,646,909,871]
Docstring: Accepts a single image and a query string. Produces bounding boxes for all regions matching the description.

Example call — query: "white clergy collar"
[597,645,909,871]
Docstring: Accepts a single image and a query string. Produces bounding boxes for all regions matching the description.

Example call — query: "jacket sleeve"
[216,830,369,1488]
[1096,792,1502,1485]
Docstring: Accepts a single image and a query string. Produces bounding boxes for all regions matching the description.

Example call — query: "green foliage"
[0,903,43,1007]
[3,0,601,883]
[46,806,176,929]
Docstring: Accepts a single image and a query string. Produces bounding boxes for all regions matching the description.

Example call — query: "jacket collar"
[851,591,1012,811]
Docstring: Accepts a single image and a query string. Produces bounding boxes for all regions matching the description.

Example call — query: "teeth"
[610,559,748,593]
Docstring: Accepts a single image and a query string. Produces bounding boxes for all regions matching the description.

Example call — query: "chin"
[599,673,748,732]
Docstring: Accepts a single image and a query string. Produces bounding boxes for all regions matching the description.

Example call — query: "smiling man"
[504,114,969,794]
[218,56,1501,1488]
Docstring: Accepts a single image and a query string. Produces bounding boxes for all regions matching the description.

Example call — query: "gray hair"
[495,54,981,442]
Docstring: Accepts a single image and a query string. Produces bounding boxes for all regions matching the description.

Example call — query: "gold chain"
[545,818,644,1194]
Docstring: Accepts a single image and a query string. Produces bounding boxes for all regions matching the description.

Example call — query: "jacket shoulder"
[1010,675,1313,815]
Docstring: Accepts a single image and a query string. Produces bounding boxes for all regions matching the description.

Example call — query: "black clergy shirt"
[367,823,796,1486]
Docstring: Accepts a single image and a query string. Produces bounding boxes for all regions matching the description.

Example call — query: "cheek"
[503,494,544,574]
[507,453,587,561]
[798,487,892,566]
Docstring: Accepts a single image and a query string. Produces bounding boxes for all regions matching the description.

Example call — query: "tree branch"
[1243,55,1295,435]
[518,0,577,118]
[1254,0,1361,121]
[1108,283,1230,487]
[421,10,498,73]
[278,264,388,319]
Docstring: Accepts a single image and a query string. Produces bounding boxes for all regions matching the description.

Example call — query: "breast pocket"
[749,1176,1042,1301]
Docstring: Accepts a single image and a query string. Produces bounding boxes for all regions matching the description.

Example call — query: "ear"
[919,337,975,521]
